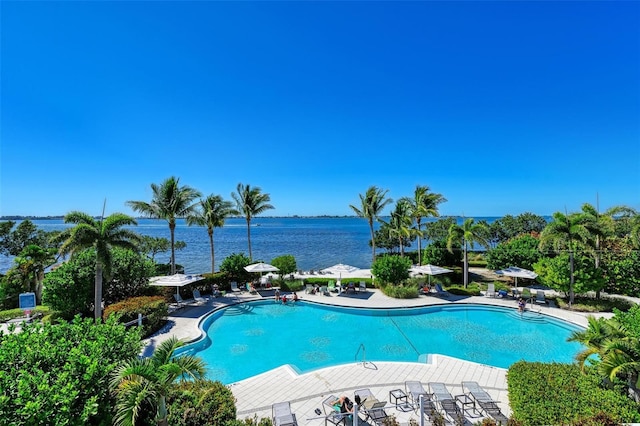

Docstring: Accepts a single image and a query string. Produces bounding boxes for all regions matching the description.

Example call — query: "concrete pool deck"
[142,286,614,425]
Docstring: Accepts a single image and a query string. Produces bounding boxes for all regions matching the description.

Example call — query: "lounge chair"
[192,289,207,304]
[322,395,346,426]
[230,281,243,294]
[173,293,186,308]
[320,285,329,296]
[359,281,367,292]
[405,381,429,406]
[327,280,337,292]
[428,382,464,424]
[486,283,496,298]
[434,283,451,297]
[521,287,532,302]
[272,401,298,426]
[354,389,387,425]
[305,284,314,294]
[462,381,509,425]
[535,290,547,305]
[346,282,356,293]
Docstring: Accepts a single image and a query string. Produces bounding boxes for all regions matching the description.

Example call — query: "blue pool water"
[177,301,583,384]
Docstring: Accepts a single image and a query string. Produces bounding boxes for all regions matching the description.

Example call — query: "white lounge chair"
[462,381,509,424]
[192,289,207,304]
[359,281,367,292]
[486,283,496,297]
[428,382,464,423]
[272,401,298,426]
[535,290,547,305]
[230,281,242,294]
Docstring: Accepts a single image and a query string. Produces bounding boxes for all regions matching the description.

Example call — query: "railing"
[355,343,366,365]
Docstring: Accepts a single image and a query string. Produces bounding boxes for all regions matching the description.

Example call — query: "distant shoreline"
[0,214,519,221]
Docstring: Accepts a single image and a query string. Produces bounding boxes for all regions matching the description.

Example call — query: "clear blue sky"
[2,1,639,218]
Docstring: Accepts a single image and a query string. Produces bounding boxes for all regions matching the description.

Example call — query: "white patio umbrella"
[409,264,453,285]
[321,263,360,279]
[149,273,204,296]
[494,266,538,286]
[244,262,279,274]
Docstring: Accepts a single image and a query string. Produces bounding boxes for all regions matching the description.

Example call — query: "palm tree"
[568,316,625,371]
[187,194,236,273]
[350,186,393,264]
[385,199,413,257]
[14,244,57,304]
[402,185,446,265]
[447,218,489,288]
[231,183,274,260]
[127,176,201,275]
[539,211,591,307]
[55,211,139,320]
[110,336,206,426]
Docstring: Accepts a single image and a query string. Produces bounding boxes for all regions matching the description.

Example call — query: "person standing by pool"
[292,292,299,302]
[518,297,526,313]
[274,288,280,302]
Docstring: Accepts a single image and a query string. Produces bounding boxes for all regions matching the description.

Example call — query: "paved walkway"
[142,286,611,425]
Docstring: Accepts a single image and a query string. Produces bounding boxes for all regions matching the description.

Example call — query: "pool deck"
[143,287,613,425]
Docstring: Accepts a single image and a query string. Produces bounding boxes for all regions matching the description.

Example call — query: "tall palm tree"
[231,183,274,260]
[447,218,489,288]
[402,185,446,265]
[539,211,591,307]
[110,336,206,426]
[127,176,201,274]
[187,194,236,273]
[386,199,413,257]
[55,211,139,320]
[350,186,393,264]
[14,244,57,304]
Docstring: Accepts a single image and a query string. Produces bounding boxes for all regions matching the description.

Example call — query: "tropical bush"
[446,283,482,296]
[553,295,634,313]
[165,380,238,426]
[43,247,155,319]
[533,253,606,297]
[422,239,458,267]
[371,255,411,285]
[103,295,168,337]
[0,316,142,425]
[271,254,297,278]
[220,253,253,283]
[485,234,542,271]
[380,283,419,299]
[507,361,640,426]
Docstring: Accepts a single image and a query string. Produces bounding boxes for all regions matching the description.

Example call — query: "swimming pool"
[176,301,584,384]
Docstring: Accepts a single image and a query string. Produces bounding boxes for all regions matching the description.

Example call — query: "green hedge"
[302,277,374,287]
[553,296,634,313]
[447,283,483,296]
[103,295,168,337]
[507,361,640,426]
[165,380,238,426]
[380,284,419,299]
[0,305,51,322]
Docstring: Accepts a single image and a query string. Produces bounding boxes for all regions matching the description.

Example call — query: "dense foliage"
[220,253,253,283]
[421,239,459,267]
[486,213,547,246]
[507,361,640,426]
[371,254,411,285]
[271,254,297,278]
[485,234,542,271]
[533,253,606,297]
[43,247,155,319]
[165,380,238,426]
[0,316,142,425]
[103,295,168,337]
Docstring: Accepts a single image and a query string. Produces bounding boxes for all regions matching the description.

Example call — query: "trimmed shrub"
[507,361,640,426]
[553,295,634,313]
[380,283,419,299]
[0,305,51,322]
[447,283,482,296]
[371,255,412,285]
[103,295,168,337]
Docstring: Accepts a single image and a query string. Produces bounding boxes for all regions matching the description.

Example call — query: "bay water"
[0,216,500,275]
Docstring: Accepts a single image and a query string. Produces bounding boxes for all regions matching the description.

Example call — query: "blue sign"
[19,292,36,310]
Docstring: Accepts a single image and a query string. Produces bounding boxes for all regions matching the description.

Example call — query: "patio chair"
[535,290,547,305]
[305,284,314,294]
[428,382,464,424]
[346,282,356,294]
[405,381,429,407]
[192,289,207,304]
[173,293,186,308]
[231,281,243,294]
[320,285,329,296]
[322,395,346,426]
[434,283,451,297]
[359,281,367,292]
[486,283,496,297]
[272,401,298,426]
[327,280,337,292]
[462,381,509,425]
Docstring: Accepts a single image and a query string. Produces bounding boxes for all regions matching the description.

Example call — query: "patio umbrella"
[494,266,538,286]
[244,262,279,274]
[149,273,204,296]
[409,264,453,286]
[321,263,360,279]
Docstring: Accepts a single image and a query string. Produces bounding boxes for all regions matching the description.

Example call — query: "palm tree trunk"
[369,219,375,264]
[95,262,103,321]
[416,219,422,265]
[463,242,468,289]
[246,219,252,260]
[169,221,176,275]
[208,228,215,273]
[157,395,169,426]
[569,250,575,307]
